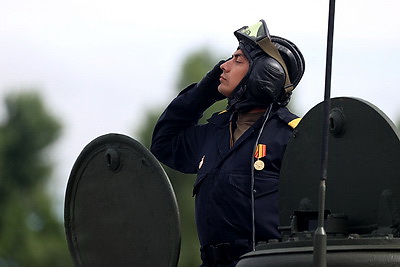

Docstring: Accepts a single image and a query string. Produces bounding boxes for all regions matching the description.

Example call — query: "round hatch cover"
[279,97,400,232]
[64,133,180,267]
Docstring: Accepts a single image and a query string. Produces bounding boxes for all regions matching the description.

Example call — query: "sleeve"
[150,83,217,174]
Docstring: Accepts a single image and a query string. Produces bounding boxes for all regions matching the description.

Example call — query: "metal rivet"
[329,108,346,137]
[105,148,120,171]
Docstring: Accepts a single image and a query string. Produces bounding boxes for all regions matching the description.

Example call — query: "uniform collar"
[207,110,233,128]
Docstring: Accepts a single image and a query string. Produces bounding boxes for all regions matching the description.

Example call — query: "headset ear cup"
[271,36,305,90]
[247,56,286,103]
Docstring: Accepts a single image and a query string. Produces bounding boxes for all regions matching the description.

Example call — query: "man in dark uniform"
[151,20,305,266]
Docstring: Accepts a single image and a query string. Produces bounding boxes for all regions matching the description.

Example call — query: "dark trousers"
[199,240,251,267]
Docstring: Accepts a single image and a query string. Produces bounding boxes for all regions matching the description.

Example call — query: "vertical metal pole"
[313,0,336,266]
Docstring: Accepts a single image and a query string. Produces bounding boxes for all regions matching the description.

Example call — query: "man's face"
[218,49,249,97]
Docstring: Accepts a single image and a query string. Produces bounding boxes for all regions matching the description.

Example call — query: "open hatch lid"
[64,133,180,267]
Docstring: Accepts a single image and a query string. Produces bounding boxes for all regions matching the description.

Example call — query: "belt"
[201,240,251,265]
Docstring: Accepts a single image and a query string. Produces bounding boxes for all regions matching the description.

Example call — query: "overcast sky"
[1,0,400,215]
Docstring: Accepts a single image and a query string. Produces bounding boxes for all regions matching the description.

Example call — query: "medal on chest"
[254,144,267,171]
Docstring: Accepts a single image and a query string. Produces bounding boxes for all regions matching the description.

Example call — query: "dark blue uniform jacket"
[151,84,299,247]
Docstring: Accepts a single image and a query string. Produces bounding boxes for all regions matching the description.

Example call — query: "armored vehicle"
[64,96,400,266]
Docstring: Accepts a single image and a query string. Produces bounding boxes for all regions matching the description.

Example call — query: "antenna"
[313,0,336,266]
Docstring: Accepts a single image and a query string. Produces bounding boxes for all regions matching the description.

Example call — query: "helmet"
[227,20,305,111]
[271,35,305,94]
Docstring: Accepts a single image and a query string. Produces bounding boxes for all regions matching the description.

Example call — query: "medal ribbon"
[254,144,267,159]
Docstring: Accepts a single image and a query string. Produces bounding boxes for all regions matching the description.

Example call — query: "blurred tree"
[0,91,73,266]
[138,47,228,267]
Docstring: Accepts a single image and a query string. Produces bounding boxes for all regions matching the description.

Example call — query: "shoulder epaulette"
[288,117,301,129]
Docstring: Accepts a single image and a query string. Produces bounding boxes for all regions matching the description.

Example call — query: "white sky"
[1,0,400,215]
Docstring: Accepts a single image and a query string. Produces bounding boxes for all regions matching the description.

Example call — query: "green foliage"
[0,91,73,266]
[175,47,216,90]
[137,46,227,267]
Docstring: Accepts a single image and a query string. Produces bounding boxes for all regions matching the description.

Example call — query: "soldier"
[151,20,305,267]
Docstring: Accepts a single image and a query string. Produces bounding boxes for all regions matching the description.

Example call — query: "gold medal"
[254,144,267,170]
[254,159,265,171]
